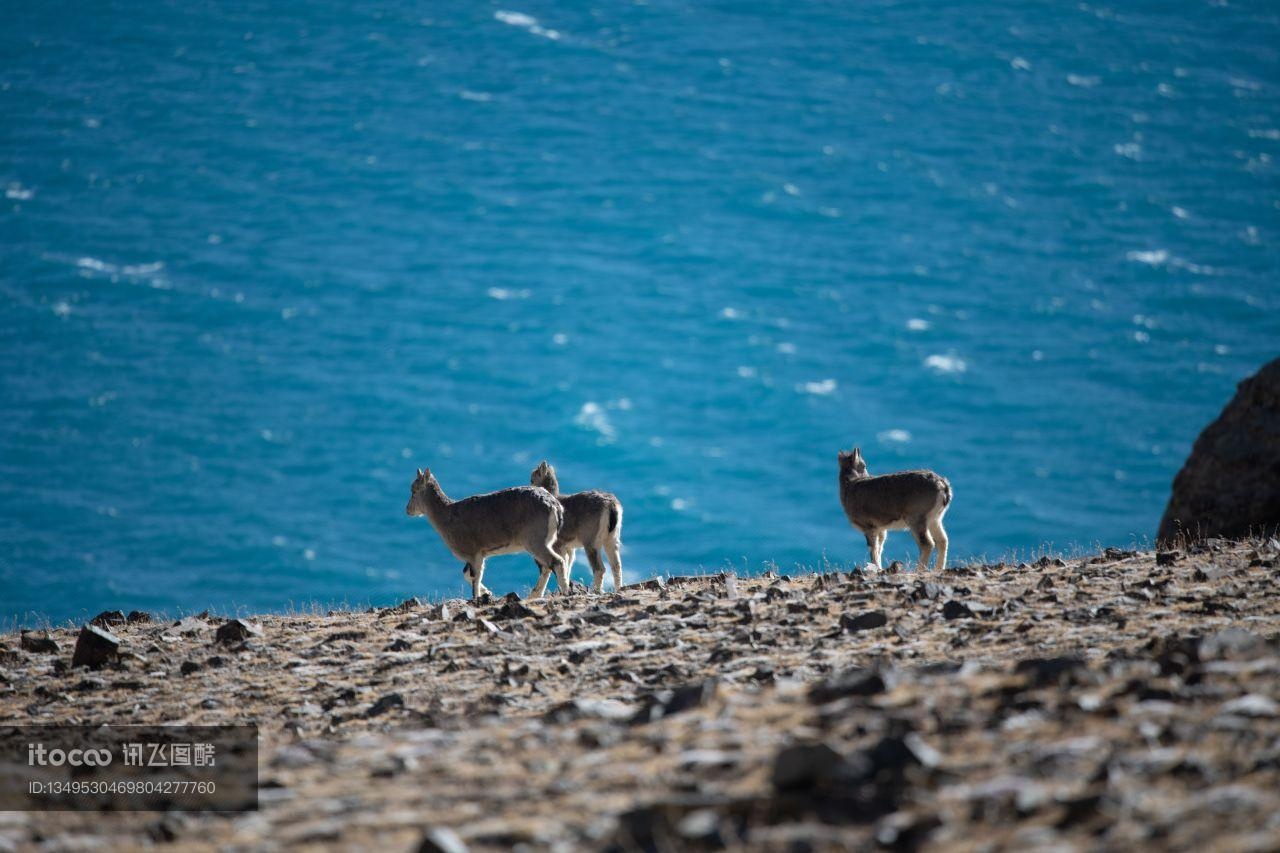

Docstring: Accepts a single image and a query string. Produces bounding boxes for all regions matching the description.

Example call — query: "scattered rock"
[71,624,120,668]
[942,600,975,620]
[90,610,126,627]
[20,631,59,654]
[365,693,405,718]
[215,618,263,645]
[810,668,886,703]
[493,596,535,621]
[841,610,888,633]
[179,660,200,675]
[632,679,719,725]
[1015,656,1087,687]
[416,827,468,853]
[773,742,868,791]
[127,610,152,623]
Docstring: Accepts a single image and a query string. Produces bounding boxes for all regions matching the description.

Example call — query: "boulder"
[1159,357,1280,544]
[71,624,120,668]
[215,618,262,645]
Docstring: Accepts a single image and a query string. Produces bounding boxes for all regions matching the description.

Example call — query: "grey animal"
[530,460,624,592]
[405,468,570,600]
[838,447,952,571]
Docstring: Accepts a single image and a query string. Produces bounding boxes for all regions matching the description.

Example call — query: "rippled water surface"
[3,1,1278,624]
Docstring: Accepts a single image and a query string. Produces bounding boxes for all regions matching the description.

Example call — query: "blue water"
[3,2,1278,626]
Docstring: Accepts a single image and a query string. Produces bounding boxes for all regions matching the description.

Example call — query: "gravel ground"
[2,539,1279,851]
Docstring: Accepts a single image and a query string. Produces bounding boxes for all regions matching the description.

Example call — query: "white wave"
[486,287,530,300]
[494,10,561,40]
[1126,249,1168,266]
[798,379,837,395]
[906,317,931,331]
[1171,206,1190,219]
[552,332,569,346]
[1010,57,1031,71]
[924,354,966,374]
[1113,142,1142,160]
[776,342,796,355]
[1247,129,1280,140]
[1066,74,1100,88]
[877,429,912,443]
[574,402,616,441]
[719,306,741,319]
[6,182,34,200]
[75,257,166,276]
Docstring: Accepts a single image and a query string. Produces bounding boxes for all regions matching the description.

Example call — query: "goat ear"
[853,447,862,460]
[416,467,424,478]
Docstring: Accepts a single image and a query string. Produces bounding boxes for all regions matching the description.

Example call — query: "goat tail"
[608,500,621,534]
[940,477,953,508]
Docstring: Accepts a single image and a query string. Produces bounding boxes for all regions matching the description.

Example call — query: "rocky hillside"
[3,540,1280,851]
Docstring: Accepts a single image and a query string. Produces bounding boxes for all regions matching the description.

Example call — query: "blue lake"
[3,1,1278,625]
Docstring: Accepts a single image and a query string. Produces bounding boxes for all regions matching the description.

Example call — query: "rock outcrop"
[1159,356,1280,544]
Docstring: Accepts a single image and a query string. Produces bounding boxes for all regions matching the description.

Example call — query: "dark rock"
[773,742,870,791]
[384,638,413,652]
[632,679,718,724]
[810,668,886,703]
[179,660,200,675]
[71,624,121,668]
[942,600,975,620]
[366,693,405,718]
[416,827,468,853]
[1158,356,1280,544]
[215,618,263,645]
[868,733,940,773]
[910,582,951,601]
[91,610,126,627]
[581,607,616,626]
[841,610,888,633]
[126,610,151,623]
[20,631,59,654]
[1015,656,1087,687]
[1155,551,1180,567]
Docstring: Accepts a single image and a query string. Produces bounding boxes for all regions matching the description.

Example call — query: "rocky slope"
[2,540,1280,852]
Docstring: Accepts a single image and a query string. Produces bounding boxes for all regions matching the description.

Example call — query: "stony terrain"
[2,540,1279,852]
